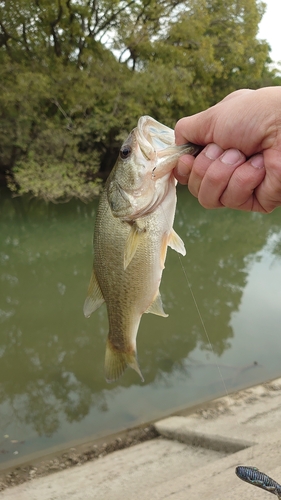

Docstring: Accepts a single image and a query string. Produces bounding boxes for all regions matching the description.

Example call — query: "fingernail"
[205,143,223,160]
[251,154,264,169]
[221,149,243,165]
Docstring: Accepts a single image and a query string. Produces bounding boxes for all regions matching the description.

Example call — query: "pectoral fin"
[168,228,186,256]
[83,269,105,318]
[124,223,145,270]
[145,292,168,317]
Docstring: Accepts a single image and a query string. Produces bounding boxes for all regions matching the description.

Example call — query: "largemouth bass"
[84,116,201,383]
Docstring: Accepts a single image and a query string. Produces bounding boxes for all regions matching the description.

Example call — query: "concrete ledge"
[2,377,281,499]
[154,416,255,453]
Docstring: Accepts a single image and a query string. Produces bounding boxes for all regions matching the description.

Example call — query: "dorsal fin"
[124,223,145,270]
[83,269,105,318]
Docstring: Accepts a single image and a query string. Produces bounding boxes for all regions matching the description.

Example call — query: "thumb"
[175,109,215,146]
[175,90,254,147]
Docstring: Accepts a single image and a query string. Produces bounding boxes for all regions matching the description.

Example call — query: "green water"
[1,187,281,464]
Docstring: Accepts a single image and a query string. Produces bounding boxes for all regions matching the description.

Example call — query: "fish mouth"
[135,116,175,159]
[135,116,202,178]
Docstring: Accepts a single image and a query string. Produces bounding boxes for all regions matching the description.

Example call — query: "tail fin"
[104,340,144,383]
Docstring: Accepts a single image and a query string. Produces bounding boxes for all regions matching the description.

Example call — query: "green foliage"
[0,0,279,201]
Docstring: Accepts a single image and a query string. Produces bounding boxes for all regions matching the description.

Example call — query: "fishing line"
[160,201,229,397]
[177,243,260,469]
[176,253,229,398]
[175,236,260,466]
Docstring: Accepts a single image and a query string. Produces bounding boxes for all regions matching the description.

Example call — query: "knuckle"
[198,192,220,209]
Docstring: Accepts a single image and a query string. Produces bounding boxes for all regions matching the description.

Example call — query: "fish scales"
[84,116,201,383]
[94,182,175,381]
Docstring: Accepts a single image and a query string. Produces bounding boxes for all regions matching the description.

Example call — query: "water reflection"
[1,188,281,462]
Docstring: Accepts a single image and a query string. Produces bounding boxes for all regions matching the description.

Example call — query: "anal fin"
[145,292,168,317]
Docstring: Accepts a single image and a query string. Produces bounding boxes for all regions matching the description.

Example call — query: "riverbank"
[1,376,281,498]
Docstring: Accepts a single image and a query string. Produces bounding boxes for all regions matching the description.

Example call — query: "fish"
[236,466,281,498]
[84,116,201,383]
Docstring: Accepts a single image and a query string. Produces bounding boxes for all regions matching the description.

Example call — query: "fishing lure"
[236,466,281,498]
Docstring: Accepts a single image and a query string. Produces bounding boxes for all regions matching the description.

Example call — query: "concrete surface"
[1,377,281,499]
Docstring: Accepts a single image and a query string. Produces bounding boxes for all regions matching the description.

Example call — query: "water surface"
[1,187,281,463]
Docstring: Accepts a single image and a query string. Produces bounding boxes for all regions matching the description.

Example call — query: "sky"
[258,0,281,64]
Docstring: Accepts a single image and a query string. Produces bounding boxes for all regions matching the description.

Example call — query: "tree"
[0,0,278,200]
[120,0,275,117]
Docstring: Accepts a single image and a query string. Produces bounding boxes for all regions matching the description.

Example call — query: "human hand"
[174,87,281,213]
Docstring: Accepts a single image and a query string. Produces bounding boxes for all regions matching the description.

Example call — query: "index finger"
[174,154,195,184]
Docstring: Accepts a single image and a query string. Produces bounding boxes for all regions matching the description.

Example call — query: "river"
[1,187,281,464]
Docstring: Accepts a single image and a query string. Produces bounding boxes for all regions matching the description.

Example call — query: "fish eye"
[120,145,132,160]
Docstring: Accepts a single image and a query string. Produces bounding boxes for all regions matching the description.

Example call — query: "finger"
[175,112,214,146]
[196,149,247,209]
[188,143,224,197]
[219,154,265,211]
[255,148,281,213]
[175,90,263,156]
[174,154,195,185]
[174,91,254,147]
